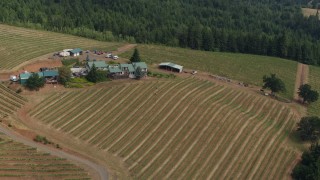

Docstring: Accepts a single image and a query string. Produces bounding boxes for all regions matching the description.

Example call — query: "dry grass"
[30,78,299,179]
[0,24,122,70]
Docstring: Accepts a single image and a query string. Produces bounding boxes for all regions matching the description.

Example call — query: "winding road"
[0,125,108,180]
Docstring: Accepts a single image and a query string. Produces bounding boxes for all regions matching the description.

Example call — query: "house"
[69,48,83,57]
[108,64,125,79]
[86,61,108,71]
[132,62,148,73]
[159,62,183,73]
[120,64,136,78]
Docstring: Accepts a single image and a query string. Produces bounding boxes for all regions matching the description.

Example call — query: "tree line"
[1,0,320,64]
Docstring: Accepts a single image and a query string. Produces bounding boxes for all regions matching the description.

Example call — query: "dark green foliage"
[1,0,320,64]
[25,73,45,91]
[262,74,286,95]
[299,84,319,104]
[292,143,320,180]
[33,135,50,144]
[135,66,144,79]
[86,64,107,83]
[130,48,142,63]
[58,66,71,85]
[297,116,320,141]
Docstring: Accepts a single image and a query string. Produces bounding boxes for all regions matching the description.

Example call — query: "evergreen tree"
[58,66,71,85]
[135,66,144,79]
[26,73,45,91]
[86,63,98,83]
[130,48,142,63]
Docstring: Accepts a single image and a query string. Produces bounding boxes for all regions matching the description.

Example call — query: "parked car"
[112,55,119,60]
[105,53,112,58]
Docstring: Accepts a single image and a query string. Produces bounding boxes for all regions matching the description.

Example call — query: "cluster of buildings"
[85,61,148,79]
[19,70,59,85]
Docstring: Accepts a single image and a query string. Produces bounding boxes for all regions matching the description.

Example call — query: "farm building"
[69,48,83,57]
[86,61,108,71]
[59,49,73,57]
[19,70,59,85]
[159,62,183,73]
[133,62,148,73]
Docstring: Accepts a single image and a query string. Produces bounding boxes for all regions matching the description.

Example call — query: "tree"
[299,84,319,104]
[262,74,286,96]
[86,64,107,83]
[135,66,145,80]
[297,116,320,141]
[292,143,320,180]
[25,73,45,91]
[130,48,141,63]
[58,66,71,85]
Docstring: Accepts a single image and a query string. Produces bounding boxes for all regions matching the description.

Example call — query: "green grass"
[308,66,320,116]
[122,45,297,99]
[0,24,122,70]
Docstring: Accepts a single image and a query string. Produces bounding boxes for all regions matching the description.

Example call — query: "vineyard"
[0,83,27,118]
[0,24,121,70]
[121,45,298,99]
[308,66,320,116]
[0,133,91,179]
[29,78,299,179]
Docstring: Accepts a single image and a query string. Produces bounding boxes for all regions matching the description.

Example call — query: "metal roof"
[42,70,59,77]
[108,65,122,73]
[70,48,82,54]
[132,62,148,69]
[159,62,183,70]
[87,61,108,69]
[120,64,135,72]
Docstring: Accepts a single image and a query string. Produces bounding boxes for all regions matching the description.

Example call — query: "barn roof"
[70,48,82,54]
[159,62,183,70]
[42,70,59,77]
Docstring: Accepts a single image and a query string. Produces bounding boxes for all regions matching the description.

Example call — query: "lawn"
[121,45,297,99]
[308,65,320,116]
[0,24,122,70]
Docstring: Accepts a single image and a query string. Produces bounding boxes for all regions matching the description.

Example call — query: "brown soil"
[294,63,309,104]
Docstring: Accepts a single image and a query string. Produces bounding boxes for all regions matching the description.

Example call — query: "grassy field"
[0,133,91,179]
[302,8,320,19]
[308,66,320,116]
[0,24,122,70]
[30,78,299,179]
[121,45,297,99]
[0,83,27,118]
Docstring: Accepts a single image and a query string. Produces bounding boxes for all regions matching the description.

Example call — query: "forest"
[1,0,320,64]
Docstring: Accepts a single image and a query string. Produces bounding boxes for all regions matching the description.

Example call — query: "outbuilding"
[69,48,83,57]
[159,62,183,73]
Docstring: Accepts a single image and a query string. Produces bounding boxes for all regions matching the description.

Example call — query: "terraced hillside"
[308,66,320,116]
[0,24,121,70]
[0,133,91,179]
[0,83,27,118]
[122,45,297,99]
[30,78,299,179]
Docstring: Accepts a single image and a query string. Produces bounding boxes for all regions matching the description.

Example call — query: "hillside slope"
[122,45,298,99]
[29,78,300,179]
[0,24,121,70]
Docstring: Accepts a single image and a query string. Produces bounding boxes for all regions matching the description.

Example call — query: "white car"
[112,55,119,60]
[105,53,112,58]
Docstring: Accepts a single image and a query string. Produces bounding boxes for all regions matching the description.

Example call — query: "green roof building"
[86,61,108,71]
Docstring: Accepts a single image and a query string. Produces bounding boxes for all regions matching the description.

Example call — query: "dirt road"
[0,125,109,180]
[294,63,309,101]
